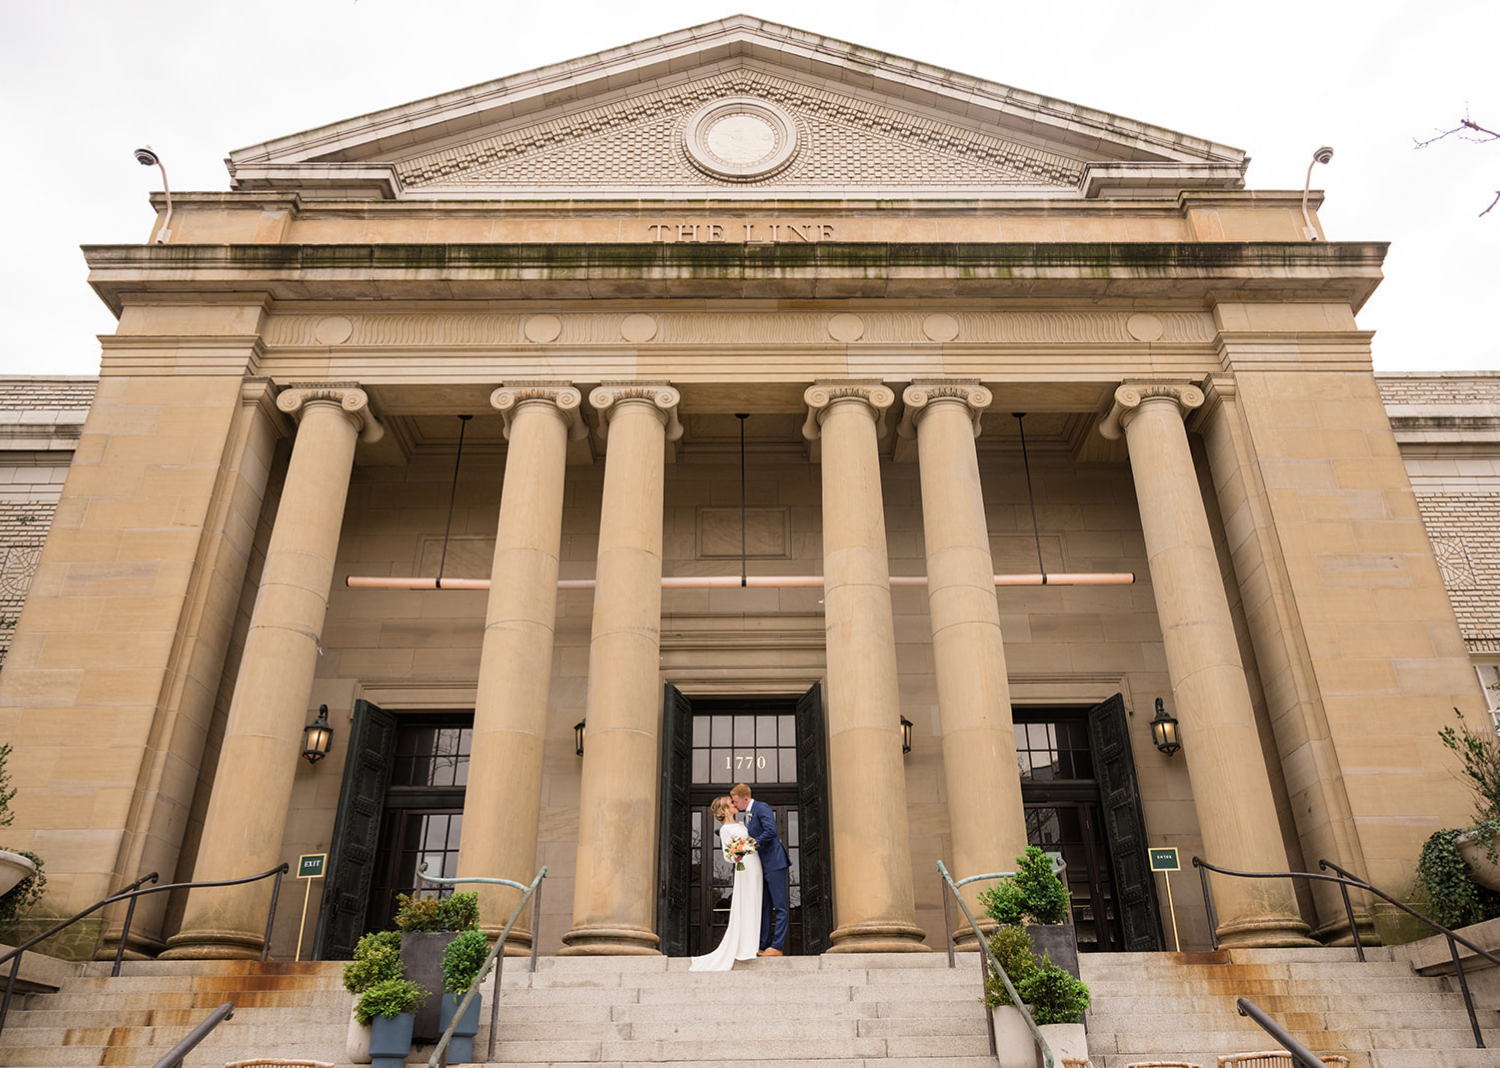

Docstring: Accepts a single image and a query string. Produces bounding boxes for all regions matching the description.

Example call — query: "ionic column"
[163,384,379,959]
[899,382,1028,934]
[459,383,586,953]
[560,383,681,955]
[804,381,926,952]
[1101,382,1312,947]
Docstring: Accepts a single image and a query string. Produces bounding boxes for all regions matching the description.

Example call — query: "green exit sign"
[298,853,327,880]
[1149,847,1180,872]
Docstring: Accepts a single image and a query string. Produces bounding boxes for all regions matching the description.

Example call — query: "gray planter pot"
[440,991,483,1063]
[401,931,456,1040]
[1026,923,1079,979]
[368,1011,414,1068]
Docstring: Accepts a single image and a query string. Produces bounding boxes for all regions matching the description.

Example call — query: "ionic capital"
[588,382,683,442]
[897,380,992,440]
[1098,381,1205,440]
[491,381,589,441]
[802,380,896,441]
[276,382,384,444]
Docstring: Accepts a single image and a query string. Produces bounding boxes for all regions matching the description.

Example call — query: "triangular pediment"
[227,16,1246,201]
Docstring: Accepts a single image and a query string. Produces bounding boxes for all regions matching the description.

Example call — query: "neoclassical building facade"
[0,17,1483,963]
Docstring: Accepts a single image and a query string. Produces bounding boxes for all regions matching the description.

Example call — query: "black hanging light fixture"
[302,704,334,764]
[1150,697,1181,756]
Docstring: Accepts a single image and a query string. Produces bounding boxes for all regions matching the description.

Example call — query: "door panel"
[313,700,396,960]
[1086,693,1164,952]
[657,685,694,957]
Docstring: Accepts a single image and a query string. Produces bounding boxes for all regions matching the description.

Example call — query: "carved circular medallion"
[1126,313,1164,342]
[683,97,799,181]
[524,315,562,344]
[620,314,657,343]
[828,314,865,343]
[313,316,353,345]
[922,314,960,342]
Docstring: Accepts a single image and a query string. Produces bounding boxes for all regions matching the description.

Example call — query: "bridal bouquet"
[724,836,758,871]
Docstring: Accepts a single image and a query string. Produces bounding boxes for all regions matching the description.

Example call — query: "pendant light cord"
[436,414,472,585]
[1014,413,1047,582]
[737,413,749,587]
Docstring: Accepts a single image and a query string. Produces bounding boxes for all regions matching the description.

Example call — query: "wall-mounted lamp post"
[133,145,173,244]
[1150,697,1181,757]
[575,720,586,757]
[900,716,913,755]
[302,704,334,764]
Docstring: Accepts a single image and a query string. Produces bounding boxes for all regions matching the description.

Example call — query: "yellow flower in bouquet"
[724,836,758,870]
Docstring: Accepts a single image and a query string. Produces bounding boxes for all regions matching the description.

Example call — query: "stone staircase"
[1079,947,1500,1068]
[0,948,1495,1068]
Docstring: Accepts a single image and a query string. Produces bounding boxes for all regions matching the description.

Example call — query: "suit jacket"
[744,799,790,873]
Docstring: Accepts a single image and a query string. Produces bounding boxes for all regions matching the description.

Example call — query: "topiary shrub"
[343,930,403,995]
[981,924,1037,1008]
[441,928,491,994]
[355,978,429,1024]
[1018,956,1091,1025]
[393,893,444,933]
[979,846,1071,928]
[438,891,480,933]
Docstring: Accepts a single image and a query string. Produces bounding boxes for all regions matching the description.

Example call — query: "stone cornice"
[82,241,1389,316]
[490,381,588,441]
[803,380,896,440]
[275,382,385,443]
[1099,380,1205,440]
[589,382,683,442]
[898,380,992,439]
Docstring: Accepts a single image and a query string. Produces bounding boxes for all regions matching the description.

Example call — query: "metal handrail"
[0,863,287,1041]
[939,869,1014,969]
[149,1000,235,1068]
[937,860,1054,1068]
[1235,997,1327,1068]
[1194,855,1500,1048]
[420,865,548,1067]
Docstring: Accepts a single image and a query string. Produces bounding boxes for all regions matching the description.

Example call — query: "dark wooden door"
[313,700,396,960]
[1086,693,1164,951]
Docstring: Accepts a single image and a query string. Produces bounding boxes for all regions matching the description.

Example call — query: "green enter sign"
[1149,847,1180,872]
[298,853,327,880]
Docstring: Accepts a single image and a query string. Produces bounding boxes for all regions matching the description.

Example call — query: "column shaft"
[1105,383,1311,947]
[163,388,371,959]
[903,384,1028,930]
[459,385,580,952]
[560,385,679,955]
[807,382,926,952]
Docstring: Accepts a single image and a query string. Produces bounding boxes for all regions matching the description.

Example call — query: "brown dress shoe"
[757,947,783,957]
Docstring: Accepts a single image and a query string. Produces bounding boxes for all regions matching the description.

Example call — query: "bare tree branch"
[1416,107,1498,217]
[1482,191,1499,218]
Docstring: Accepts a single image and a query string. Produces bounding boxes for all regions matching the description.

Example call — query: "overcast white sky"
[2,0,1495,376]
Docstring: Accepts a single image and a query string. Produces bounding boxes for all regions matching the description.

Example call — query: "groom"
[730,782,789,956]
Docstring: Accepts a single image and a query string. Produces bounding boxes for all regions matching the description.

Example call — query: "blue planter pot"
[440,992,483,1063]
[369,1011,415,1068]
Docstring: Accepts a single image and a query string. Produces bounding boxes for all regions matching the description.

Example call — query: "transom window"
[691,712,798,784]
[1014,719,1094,782]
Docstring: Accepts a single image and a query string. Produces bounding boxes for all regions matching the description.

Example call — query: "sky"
[1,0,1495,376]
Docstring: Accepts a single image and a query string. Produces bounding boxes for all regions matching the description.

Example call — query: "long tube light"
[345,572,1134,591]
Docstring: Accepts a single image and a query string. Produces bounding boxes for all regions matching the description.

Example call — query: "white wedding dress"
[688,820,764,971]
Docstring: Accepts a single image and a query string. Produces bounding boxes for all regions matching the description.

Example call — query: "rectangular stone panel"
[696,506,790,559]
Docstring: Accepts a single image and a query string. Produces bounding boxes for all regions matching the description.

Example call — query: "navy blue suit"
[744,799,790,951]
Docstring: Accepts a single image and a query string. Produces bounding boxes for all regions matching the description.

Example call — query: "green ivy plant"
[0,744,46,937]
[441,928,492,994]
[354,977,429,1024]
[1412,708,1500,929]
[342,930,403,995]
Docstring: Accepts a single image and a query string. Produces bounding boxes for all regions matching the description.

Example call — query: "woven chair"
[225,1060,336,1068]
[1216,1053,1348,1068]
[1125,1062,1201,1067]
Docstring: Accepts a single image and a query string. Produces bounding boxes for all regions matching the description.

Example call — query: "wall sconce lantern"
[1150,698,1181,757]
[302,705,334,764]
[900,716,913,755]
[575,720,586,757]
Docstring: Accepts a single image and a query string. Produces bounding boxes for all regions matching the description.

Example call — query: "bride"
[689,795,763,971]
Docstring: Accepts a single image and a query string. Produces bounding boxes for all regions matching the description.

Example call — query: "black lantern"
[575,720,586,757]
[900,716,913,755]
[302,704,334,764]
[1150,698,1181,756]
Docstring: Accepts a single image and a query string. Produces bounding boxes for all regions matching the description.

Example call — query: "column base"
[827,920,930,953]
[159,930,265,961]
[1214,914,1317,949]
[1310,908,1379,948]
[557,923,661,956]
[482,924,534,957]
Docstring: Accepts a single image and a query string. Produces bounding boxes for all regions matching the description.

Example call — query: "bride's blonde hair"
[709,796,734,823]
